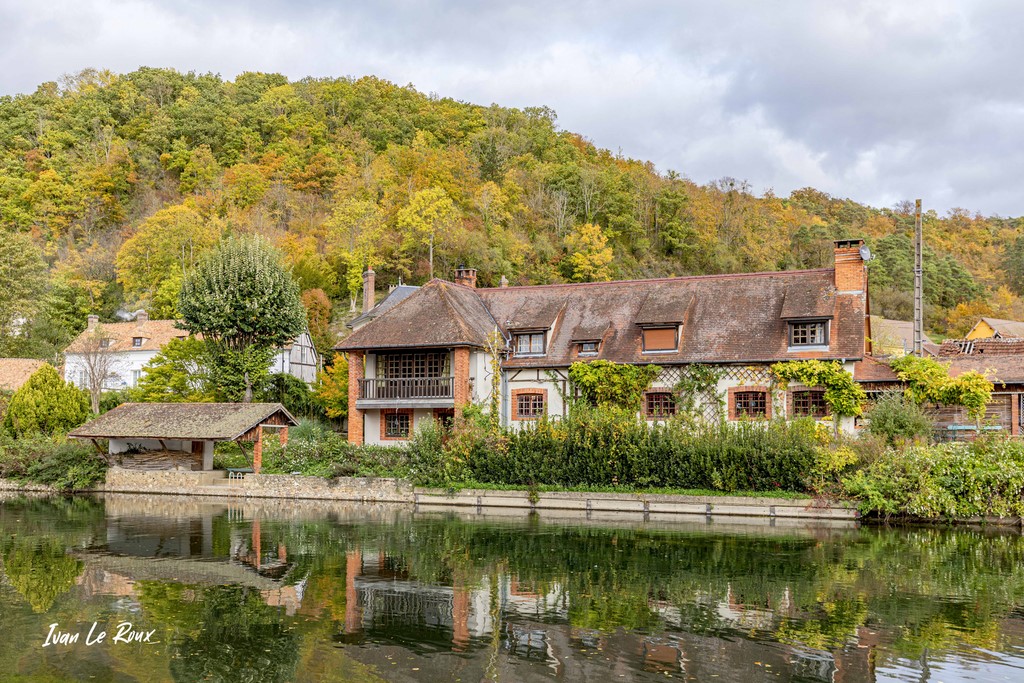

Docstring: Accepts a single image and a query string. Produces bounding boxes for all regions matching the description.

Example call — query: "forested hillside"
[0,67,1021,361]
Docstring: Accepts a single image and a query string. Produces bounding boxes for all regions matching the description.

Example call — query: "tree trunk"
[243,370,252,403]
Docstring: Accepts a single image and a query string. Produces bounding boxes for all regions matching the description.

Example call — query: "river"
[1,493,1023,682]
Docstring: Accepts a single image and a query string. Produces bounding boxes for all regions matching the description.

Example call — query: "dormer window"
[99,339,113,349]
[642,326,678,353]
[578,341,599,356]
[132,337,144,347]
[514,332,546,356]
[789,320,829,348]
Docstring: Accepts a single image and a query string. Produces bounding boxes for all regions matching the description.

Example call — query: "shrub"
[842,436,1024,519]
[0,434,107,490]
[865,390,933,447]
[3,365,90,437]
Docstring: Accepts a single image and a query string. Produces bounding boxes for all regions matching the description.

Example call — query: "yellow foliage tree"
[565,223,614,282]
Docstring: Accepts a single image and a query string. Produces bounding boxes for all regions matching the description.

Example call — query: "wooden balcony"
[356,377,454,408]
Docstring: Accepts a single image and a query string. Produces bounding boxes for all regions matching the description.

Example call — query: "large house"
[64,312,320,391]
[336,240,871,445]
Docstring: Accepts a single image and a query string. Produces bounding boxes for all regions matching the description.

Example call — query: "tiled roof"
[853,356,900,383]
[854,353,1024,385]
[65,319,189,354]
[0,358,46,391]
[938,337,1024,356]
[336,268,867,366]
[479,269,863,367]
[336,280,497,350]
[68,403,297,440]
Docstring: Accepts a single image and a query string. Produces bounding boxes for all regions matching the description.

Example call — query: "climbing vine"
[673,364,726,420]
[770,360,866,423]
[888,355,993,422]
[568,360,660,413]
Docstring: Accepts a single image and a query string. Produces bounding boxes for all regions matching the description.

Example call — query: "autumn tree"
[178,237,306,402]
[314,355,349,420]
[564,223,614,282]
[116,202,222,306]
[397,187,460,278]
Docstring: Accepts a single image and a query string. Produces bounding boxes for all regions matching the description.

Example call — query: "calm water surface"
[1,493,1024,682]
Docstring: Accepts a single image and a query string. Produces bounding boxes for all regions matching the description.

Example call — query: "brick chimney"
[136,310,149,326]
[362,268,375,314]
[454,265,477,288]
[87,314,99,331]
[833,239,867,293]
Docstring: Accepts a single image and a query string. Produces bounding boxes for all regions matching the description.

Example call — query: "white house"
[64,312,320,391]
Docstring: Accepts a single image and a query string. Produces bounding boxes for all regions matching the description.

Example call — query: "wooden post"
[253,425,263,474]
[279,426,289,447]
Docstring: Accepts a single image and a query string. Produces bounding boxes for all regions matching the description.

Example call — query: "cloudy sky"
[1,1,1021,215]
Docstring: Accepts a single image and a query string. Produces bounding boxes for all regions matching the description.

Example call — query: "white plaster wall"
[65,350,158,390]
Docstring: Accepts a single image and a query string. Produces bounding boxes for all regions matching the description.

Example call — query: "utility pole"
[913,198,924,357]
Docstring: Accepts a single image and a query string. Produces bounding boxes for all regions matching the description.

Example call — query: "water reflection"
[1,493,1024,682]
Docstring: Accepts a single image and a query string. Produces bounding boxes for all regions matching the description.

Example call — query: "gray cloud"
[1,0,1020,215]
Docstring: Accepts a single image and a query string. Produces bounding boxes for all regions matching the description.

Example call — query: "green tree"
[178,236,307,402]
[132,336,214,402]
[0,232,47,340]
[3,365,90,437]
[397,187,460,277]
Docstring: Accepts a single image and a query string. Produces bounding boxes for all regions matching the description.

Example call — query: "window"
[645,392,676,418]
[379,352,449,378]
[514,332,545,356]
[734,391,767,418]
[383,410,412,439]
[515,392,546,419]
[793,390,828,417]
[130,370,141,387]
[99,338,112,349]
[789,321,828,347]
[642,327,677,353]
[578,341,599,356]
[132,337,144,347]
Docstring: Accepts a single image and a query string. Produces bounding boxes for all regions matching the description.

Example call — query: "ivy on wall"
[887,355,993,423]
[568,360,660,413]
[770,359,867,422]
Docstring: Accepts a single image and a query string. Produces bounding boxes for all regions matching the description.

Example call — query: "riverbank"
[0,467,859,521]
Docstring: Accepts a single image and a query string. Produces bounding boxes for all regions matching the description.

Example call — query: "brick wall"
[453,347,470,409]
[348,351,364,444]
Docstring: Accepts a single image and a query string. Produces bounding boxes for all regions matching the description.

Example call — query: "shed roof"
[68,403,297,441]
[972,317,1024,338]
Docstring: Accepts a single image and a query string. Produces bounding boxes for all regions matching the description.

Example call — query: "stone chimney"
[87,315,99,331]
[136,310,149,326]
[454,265,477,288]
[362,268,375,314]
[499,275,509,288]
[834,239,867,293]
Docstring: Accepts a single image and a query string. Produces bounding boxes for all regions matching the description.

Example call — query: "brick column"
[253,425,263,474]
[345,550,362,634]
[348,351,364,444]
[452,576,470,652]
[453,348,471,420]
[1012,394,1020,436]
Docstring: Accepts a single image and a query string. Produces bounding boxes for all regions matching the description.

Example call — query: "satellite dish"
[859,245,873,262]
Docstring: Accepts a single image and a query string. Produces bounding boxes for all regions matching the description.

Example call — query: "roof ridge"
[476,268,834,291]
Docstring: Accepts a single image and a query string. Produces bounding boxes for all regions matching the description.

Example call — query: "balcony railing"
[358,377,454,400]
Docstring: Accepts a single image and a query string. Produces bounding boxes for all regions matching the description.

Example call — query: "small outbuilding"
[69,402,297,473]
